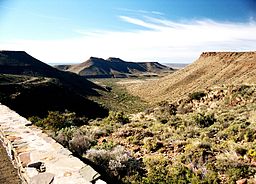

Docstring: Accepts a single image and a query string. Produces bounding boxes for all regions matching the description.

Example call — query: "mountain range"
[55,57,172,78]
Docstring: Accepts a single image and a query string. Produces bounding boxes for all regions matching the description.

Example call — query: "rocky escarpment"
[55,57,172,78]
[200,51,256,58]
[0,104,106,184]
[125,51,256,103]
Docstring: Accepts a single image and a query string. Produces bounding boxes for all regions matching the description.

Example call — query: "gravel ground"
[0,143,21,184]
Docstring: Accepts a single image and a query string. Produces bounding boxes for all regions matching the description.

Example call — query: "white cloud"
[1,16,256,63]
[116,8,164,16]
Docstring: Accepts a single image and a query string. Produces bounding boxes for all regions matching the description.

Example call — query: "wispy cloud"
[119,16,166,30]
[1,16,256,63]
[151,11,164,15]
[116,8,164,16]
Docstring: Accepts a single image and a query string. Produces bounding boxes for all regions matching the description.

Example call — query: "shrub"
[247,149,256,160]
[95,140,116,150]
[29,111,88,130]
[226,166,255,183]
[215,159,256,183]
[235,147,247,156]
[193,113,216,128]
[106,111,130,125]
[143,138,164,152]
[243,128,256,142]
[158,102,177,116]
[189,91,206,101]
[54,126,76,147]
[69,131,94,155]
[235,85,252,96]
[86,145,144,181]
[142,155,173,184]
[99,111,130,135]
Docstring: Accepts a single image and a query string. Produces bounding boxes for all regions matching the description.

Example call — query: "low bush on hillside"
[86,145,145,181]
[189,91,206,101]
[29,111,88,130]
[193,113,216,128]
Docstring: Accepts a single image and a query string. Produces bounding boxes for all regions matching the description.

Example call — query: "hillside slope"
[0,51,103,95]
[126,52,256,103]
[56,57,171,78]
[0,51,108,118]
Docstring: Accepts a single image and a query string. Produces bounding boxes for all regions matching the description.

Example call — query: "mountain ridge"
[55,57,172,78]
[125,51,256,103]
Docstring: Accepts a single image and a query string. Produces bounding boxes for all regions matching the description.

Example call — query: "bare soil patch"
[0,143,21,184]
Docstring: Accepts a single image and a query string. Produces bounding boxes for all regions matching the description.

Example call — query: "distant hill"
[0,51,108,118]
[126,51,256,103]
[55,57,172,78]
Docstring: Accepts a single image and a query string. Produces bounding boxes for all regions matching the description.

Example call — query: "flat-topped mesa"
[88,56,104,61]
[0,50,44,66]
[0,50,27,55]
[63,56,171,78]
[200,51,256,59]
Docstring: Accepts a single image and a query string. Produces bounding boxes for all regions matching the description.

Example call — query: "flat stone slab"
[30,172,55,184]
[0,104,102,184]
[80,165,101,181]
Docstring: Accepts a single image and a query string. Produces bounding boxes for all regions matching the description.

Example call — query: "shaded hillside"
[0,51,104,95]
[0,51,108,118]
[56,57,172,78]
[126,52,256,103]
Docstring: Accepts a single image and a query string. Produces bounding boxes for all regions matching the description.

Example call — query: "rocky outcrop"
[0,104,106,184]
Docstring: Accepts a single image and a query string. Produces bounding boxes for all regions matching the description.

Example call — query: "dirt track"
[0,143,21,184]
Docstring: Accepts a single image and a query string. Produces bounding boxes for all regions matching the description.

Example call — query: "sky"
[0,0,256,63]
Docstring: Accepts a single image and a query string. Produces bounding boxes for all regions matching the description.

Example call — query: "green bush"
[193,113,216,128]
[247,149,256,160]
[235,85,252,96]
[98,111,130,135]
[29,111,88,130]
[142,155,173,184]
[143,138,164,152]
[54,126,76,147]
[215,159,256,183]
[106,111,130,125]
[189,91,206,101]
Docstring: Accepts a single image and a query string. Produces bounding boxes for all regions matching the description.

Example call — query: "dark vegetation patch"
[189,91,206,101]
[0,74,108,118]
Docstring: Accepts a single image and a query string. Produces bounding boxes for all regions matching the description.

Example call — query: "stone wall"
[0,104,106,184]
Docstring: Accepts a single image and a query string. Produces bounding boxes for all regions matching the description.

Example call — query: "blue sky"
[0,0,256,63]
